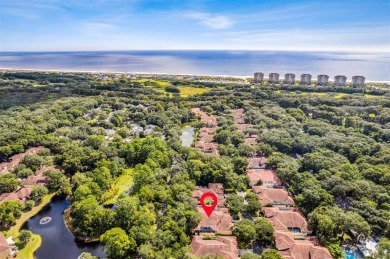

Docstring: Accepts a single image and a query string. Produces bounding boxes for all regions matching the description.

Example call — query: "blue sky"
[0,0,389,52]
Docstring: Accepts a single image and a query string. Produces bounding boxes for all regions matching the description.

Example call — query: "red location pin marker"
[200,192,218,217]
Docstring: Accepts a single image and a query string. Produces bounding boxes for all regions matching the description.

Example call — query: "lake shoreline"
[63,206,101,243]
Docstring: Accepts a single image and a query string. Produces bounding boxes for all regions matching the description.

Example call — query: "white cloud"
[187,12,234,29]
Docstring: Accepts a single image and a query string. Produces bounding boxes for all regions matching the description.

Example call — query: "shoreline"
[7,193,56,259]
[63,206,101,243]
[1,68,389,83]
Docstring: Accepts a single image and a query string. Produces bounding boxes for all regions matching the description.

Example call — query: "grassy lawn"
[7,193,56,238]
[103,168,134,205]
[179,86,209,97]
[15,234,41,259]
[131,79,170,87]
[310,92,328,96]
[335,93,348,98]
[155,86,209,98]
[6,193,55,259]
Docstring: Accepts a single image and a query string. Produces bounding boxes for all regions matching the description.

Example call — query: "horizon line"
[0,49,389,54]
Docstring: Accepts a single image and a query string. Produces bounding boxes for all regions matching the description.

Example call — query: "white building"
[317,75,329,86]
[300,74,312,85]
[254,72,264,83]
[269,73,279,84]
[352,76,365,87]
[284,73,295,84]
[334,75,347,86]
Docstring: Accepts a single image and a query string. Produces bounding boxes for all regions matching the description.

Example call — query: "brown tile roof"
[245,137,258,145]
[193,184,225,207]
[9,147,43,165]
[35,165,59,176]
[0,146,43,175]
[247,157,268,169]
[0,193,20,204]
[231,109,245,118]
[208,183,224,195]
[200,127,217,135]
[21,175,48,187]
[16,187,32,204]
[252,186,294,206]
[191,236,238,259]
[194,141,219,157]
[0,232,11,255]
[275,231,332,259]
[200,134,214,143]
[195,206,233,234]
[236,124,252,131]
[247,169,280,186]
[263,207,311,234]
[0,163,10,175]
[191,108,218,126]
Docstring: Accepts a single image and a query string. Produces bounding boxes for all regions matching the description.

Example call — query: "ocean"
[0,50,389,81]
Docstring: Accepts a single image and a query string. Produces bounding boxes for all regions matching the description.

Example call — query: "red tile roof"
[247,169,280,186]
[245,137,258,145]
[195,207,233,234]
[193,183,225,207]
[200,127,217,135]
[192,108,218,126]
[236,124,252,131]
[0,193,20,204]
[263,207,311,234]
[21,175,48,187]
[0,232,11,256]
[35,165,59,176]
[0,147,43,175]
[247,157,268,169]
[275,231,332,259]
[194,141,220,156]
[191,236,238,259]
[16,187,32,204]
[200,134,214,143]
[253,186,294,207]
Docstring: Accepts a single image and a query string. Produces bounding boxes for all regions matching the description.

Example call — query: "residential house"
[236,124,252,131]
[244,137,257,145]
[15,187,33,205]
[194,141,219,156]
[193,183,225,207]
[191,236,239,259]
[35,165,59,176]
[21,175,48,188]
[247,157,268,169]
[195,207,233,235]
[246,169,280,187]
[0,193,20,204]
[0,232,11,259]
[252,186,294,207]
[274,231,332,259]
[0,147,43,175]
[200,134,214,143]
[0,188,33,205]
[263,207,312,235]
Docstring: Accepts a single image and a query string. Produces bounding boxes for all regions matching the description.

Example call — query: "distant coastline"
[1,68,389,84]
[1,50,389,81]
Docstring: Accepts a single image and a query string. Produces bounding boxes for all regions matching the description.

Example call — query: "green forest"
[0,72,389,259]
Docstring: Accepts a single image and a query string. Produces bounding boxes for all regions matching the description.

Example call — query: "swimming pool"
[345,251,356,259]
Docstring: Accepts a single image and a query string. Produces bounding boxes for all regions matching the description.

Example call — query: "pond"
[180,125,195,147]
[23,197,105,259]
